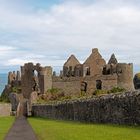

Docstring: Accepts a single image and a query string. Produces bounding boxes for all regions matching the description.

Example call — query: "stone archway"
[32,70,40,92]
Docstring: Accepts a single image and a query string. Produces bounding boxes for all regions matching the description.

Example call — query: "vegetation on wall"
[0,84,21,103]
[11,86,21,94]
[36,87,126,104]
[0,93,10,103]
[93,87,126,96]
[37,88,70,103]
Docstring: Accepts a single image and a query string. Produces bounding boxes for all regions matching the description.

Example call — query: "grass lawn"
[28,117,140,140]
[0,116,14,140]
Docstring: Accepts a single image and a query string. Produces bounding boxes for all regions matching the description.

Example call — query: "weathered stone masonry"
[0,103,11,116]
[32,91,140,125]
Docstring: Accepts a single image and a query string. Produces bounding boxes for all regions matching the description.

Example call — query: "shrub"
[47,88,61,94]
[0,94,10,103]
[136,73,140,79]
[109,87,126,93]
[80,91,86,96]
[11,86,21,94]
[93,90,108,95]
[38,88,65,102]
[93,87,126,96]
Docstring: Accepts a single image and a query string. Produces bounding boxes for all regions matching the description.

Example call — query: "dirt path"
[4,116,38,140]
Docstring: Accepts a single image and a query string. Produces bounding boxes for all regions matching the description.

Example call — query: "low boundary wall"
[0,103,11,116]
[32,91,140,125]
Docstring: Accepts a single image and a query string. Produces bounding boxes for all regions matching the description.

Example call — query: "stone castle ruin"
[13,48,133,100]
[21,63,52,99]
[3,48,134,117]
[53,48,134,95]
[5,48,134,100]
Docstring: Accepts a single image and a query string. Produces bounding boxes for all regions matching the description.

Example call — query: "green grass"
[28,117,140,140]
[0,117,14,140]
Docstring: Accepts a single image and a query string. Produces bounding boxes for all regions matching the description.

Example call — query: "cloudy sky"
[0,0,140,73]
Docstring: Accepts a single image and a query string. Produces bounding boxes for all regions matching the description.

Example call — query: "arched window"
[33,70,39,91]
[34,70,38,77]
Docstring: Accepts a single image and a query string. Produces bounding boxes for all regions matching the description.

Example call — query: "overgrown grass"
[93,87,126,96]
[0,116,14,140]
[28,117,140,140]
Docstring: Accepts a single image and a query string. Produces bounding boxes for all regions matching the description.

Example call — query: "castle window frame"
[96,80,102,90]
[85,67,90,76]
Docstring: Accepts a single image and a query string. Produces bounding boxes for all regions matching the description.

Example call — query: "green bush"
[93,87,126,96]
[47,88,61,94]
[11,86,21,94]
[80,91,85,96]
[93,90,108,95]
[109,87,126,93]
[0,94,10,103]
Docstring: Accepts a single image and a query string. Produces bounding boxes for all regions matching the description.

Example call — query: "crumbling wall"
[32,91,140,125]
[0,103,11,116]
[39,67,52,94]
[52,77,82,95]
[21,63,52,99]
[8,71,21,86]
[117,63,134,90]
[84,75,117,94]
[83,48,106,76]
[52,75,117,95]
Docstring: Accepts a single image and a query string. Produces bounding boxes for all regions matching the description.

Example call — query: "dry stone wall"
[32,91,140,125]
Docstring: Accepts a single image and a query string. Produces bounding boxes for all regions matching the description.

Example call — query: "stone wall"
[84,75,117,94]
[32,91,140,125]
[0,103,11,116]
[117,63,134,90]
[52,75,117,95]
[52,77,82,95]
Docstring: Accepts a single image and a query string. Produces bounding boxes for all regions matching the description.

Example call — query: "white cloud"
[0,0,140,73]
[0,45,15,51]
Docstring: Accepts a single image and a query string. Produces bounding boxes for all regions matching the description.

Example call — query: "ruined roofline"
[64,54,80,66]
[83,48,104,65]
[108,53,118,64]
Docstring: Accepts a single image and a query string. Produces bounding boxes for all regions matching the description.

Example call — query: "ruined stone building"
[8,71,21,87]
[53,48,134,95]
[19,48,133,99]
[20,63,52,99]
[4,48,134,99]
[1,71,21,97]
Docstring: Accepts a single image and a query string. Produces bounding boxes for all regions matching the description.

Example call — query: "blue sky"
[0,0,140,74]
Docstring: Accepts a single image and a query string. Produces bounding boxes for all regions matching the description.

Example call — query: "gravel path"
[4,116,38,140]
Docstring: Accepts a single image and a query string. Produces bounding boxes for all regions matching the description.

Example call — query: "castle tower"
[8,72,13,84]
[116,63,134,90]
[16,71,21,81]
[39,66,52,94]
[21,63,34,99]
